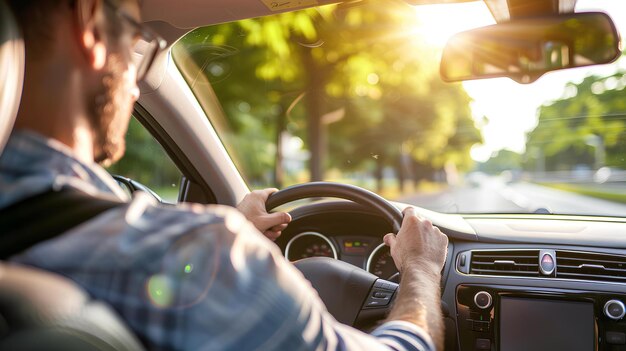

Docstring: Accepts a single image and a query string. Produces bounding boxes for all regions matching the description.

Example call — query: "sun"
[411,2,496,48]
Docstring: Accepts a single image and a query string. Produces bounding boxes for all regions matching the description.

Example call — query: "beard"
[89,53,134,167]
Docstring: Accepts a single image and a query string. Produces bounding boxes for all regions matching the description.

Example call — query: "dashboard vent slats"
[470,250,540,277]
[556,251,626,283]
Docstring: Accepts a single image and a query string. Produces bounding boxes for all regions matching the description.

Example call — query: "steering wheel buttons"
[374,280,397,291]
[366,299,388,308]
[364,279,397,309]
[365,294,391,308]
[373,291,391,298]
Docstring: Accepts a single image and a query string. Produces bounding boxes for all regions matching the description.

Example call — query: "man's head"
[9,0,163,165]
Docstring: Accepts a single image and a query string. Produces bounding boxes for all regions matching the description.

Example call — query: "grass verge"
[539,183,626,204]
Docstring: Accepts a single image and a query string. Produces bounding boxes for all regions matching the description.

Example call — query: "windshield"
[172,0,626,217]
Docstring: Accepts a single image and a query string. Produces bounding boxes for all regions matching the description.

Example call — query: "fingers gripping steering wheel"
[266,182,403,328]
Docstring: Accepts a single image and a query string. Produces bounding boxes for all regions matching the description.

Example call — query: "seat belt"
[0,187,124,259]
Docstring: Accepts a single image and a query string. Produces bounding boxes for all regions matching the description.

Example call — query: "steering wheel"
[266,182,404,328]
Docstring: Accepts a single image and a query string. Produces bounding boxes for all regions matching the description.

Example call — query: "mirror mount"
[486,0,577,22]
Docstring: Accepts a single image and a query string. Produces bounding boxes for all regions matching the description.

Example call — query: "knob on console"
[604,300,626,320]
[474,291,492,309]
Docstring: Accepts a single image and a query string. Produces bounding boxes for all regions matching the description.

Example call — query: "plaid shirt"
[0,131,435,351]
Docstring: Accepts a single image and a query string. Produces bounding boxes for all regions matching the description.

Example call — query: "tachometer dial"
[285,232,338,261]
[366,243,398,279]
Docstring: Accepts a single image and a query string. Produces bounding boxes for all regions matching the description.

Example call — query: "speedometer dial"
[366,243,398,279]
[285,232,338,261]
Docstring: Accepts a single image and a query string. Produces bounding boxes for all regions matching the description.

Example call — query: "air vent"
[470,250,540,277]
[556,251,626,283]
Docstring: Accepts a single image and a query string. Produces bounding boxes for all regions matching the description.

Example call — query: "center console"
[456,285,626,350]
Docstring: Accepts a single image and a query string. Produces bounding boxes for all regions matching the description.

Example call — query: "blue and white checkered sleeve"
[192,209,438,351]
[371,320,436,351]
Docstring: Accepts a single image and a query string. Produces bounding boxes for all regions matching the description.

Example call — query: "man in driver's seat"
[0,0,448,350]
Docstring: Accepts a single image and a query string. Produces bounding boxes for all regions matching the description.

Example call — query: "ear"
[75,0,107,70]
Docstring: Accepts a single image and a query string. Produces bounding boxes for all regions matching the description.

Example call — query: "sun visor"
[141,0,343,29]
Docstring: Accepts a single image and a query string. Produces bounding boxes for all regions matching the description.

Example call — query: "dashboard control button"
[606,331,626,345]
[539,251,555,275]
[604,300,626,320]
[474,291,492,309]
[472,321,490,332]
[459,253,467,267]
[475,338,491,350]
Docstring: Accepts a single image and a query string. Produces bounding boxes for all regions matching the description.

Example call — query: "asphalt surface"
[396,176,626,217]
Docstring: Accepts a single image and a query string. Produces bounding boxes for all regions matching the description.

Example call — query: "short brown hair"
[8,0,66,59]
[8,0,134,60]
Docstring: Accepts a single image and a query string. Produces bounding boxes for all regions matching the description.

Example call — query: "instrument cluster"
[284,231,398,280]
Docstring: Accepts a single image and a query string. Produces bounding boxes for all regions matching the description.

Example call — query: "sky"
[413,1,626,162]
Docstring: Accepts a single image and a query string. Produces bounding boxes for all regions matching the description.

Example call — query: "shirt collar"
[0,130,130,202]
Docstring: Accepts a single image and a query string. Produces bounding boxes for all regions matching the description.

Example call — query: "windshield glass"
[172,0,626,217]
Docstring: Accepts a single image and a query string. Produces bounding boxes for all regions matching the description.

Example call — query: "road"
[396,176,626,217]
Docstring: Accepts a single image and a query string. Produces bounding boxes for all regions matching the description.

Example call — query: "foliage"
[171,0,482,192]
[107,118,181,198]
[526,72,626,171]
[477,149,523,174]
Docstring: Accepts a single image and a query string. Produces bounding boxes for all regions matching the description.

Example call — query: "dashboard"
[275,200,626,351]
[275,201,401,281]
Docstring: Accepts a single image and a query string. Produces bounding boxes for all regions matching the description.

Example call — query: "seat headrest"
[0,0,24,155]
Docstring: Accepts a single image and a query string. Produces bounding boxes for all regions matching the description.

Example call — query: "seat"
[0,1,143,350]
[0,0,22,152]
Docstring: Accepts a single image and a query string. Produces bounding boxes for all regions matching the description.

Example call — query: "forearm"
[385,260,444,351]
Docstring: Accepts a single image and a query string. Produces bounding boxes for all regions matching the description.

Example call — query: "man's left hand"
[236,188,292,241]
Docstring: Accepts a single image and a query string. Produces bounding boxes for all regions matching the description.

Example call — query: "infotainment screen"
[500,297,594,351]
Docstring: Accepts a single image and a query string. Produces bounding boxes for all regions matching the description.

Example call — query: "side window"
[107,117,182,203]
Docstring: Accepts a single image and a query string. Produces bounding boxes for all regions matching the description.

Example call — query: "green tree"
[478,150,523,174]
[172,0,482,191]
[107,118,181,195]
[527,72,626,171]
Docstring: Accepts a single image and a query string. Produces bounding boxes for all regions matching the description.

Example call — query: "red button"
[540,253,555,273]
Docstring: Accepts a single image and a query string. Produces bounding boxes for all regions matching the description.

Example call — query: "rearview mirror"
[440,12,621,84]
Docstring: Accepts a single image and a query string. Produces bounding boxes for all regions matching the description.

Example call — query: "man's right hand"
[382,207,448,351]
[383,207,448,275]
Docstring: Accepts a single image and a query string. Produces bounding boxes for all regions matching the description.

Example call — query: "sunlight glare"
[412,2,495,48]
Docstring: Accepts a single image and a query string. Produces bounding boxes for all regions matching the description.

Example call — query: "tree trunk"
[307,98,326,182]
[274,110,286,188]
[412,159,432,188]
[375,160,384,193]
[300,48,326,182]
[396,150,407,193]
